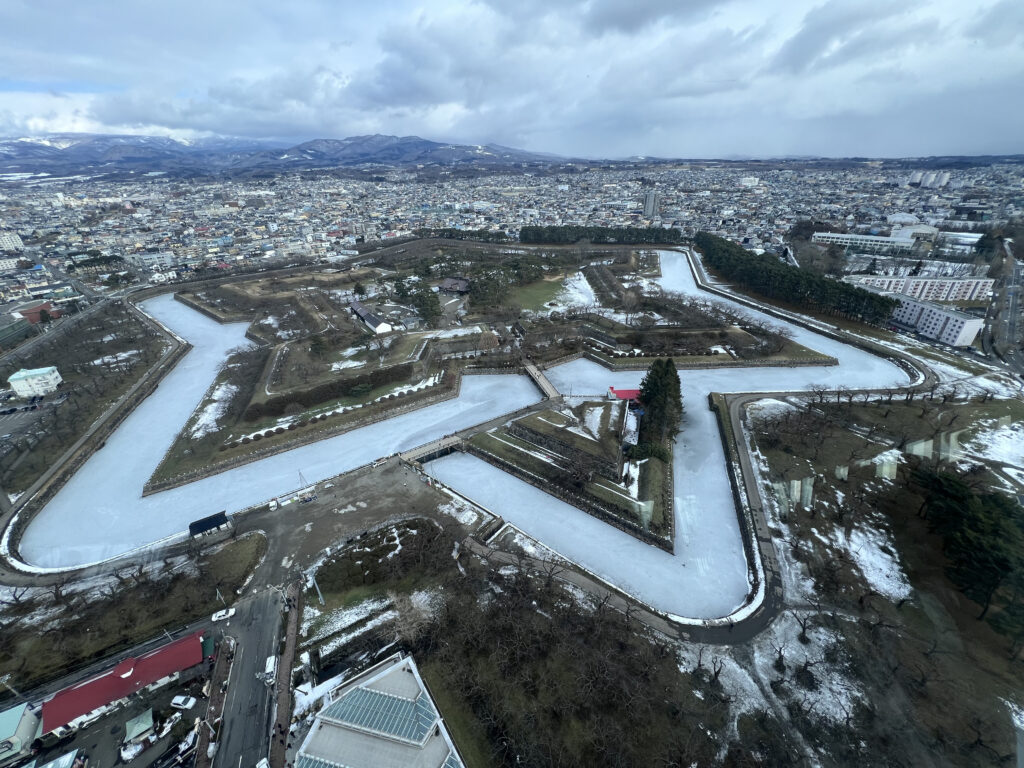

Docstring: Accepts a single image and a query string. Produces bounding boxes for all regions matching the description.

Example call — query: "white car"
[171,696,197,710]
[211,608,235,622]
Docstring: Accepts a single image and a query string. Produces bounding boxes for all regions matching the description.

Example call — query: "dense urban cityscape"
[0,0,1023,765]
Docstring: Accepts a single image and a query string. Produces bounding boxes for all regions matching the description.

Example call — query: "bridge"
[524,362,560,399]
[400,435,463,463]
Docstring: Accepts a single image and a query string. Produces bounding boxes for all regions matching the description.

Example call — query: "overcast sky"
[1,0,1022,158]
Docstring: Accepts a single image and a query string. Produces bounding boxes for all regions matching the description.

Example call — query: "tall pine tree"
[639,358,683,442]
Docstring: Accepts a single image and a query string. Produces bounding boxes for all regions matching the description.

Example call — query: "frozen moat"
[17,294,540,568]
[14,250,911,620]
[426,251,910,619]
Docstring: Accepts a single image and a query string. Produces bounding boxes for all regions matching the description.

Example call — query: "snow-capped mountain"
[0,132,562,177]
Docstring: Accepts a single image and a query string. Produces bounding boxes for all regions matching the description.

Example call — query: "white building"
[0,232,24,251]
[811,232,916,254]
[845,275,994,302]
[887,295,983,347]
[8,366,63,397]
[0,257,20,272]
[125,251,176,270]
[296,653,465,768]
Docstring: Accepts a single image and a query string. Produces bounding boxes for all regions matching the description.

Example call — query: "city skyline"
[1,0,1022,159]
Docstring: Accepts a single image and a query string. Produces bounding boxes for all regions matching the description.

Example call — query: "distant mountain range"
[1,133,1021,180]
[0,133,564,178]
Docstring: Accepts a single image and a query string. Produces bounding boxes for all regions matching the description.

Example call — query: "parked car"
[211,608,236,622]
[171,695,197,710]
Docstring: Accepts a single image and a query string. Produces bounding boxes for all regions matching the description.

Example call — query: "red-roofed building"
[608,387,641,401]
[41,631,206,735]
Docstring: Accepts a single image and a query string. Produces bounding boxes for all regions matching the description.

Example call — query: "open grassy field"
[509,276,567,311]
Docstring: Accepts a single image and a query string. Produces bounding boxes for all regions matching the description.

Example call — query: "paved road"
[214,589,283,768]
[987,241,1023,374]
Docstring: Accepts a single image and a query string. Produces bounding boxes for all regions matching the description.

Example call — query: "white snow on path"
[18,293,539,568]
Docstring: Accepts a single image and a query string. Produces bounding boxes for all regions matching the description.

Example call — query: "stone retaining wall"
[142,374,463,495]
[463,443,673,553]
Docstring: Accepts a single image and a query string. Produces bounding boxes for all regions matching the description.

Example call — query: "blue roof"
[0,703,28,738]
[9,366,58,381]
[321,687,438,744]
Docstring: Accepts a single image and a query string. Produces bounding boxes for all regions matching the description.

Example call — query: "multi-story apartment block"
[845,275,994,302]
[886,294,983,347]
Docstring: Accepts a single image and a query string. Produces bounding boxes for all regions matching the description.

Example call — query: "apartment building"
[845,275,994,302]
[888,295,983,347]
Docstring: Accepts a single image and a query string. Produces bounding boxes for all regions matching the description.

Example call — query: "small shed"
[188,511,230,538]
[439,277,471,294]
[124,709,154,744]
[608,387,641,402]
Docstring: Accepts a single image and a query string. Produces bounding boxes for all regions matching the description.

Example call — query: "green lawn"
[510,278,566,311]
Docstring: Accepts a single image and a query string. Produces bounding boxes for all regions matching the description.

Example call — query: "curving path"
[8,250,912,623]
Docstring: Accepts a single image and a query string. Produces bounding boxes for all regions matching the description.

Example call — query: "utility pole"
[308,574,325,606]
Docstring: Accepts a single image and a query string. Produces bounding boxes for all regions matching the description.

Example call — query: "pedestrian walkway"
[524,362,560,399]
[196,635,234,768]
[270,582,302,768]
[399,434,462,463]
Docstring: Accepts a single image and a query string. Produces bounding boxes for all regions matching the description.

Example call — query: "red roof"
[609,387,641,401]
[42,631,205,734]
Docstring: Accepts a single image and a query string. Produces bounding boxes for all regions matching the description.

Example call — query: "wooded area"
[519,225,683,245]
[694,232,897,323]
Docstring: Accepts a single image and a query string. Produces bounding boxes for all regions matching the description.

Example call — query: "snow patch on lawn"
[438,497,481,527]
[320,610,398,657]
[191,382,238,439]
[964,420,1024,468]
[546,272,597,312]
[833,524,912,602]
[330,360,362,371]
[303,597,391,643]
[746,397,797,421]
[91,349,139,366]
[752,613,865,726]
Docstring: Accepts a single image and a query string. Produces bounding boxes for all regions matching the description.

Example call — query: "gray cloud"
[0,0,1020,157]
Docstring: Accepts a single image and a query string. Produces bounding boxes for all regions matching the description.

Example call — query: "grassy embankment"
[0,534,266,690]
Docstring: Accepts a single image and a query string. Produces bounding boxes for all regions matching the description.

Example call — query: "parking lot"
[0,392,68,439]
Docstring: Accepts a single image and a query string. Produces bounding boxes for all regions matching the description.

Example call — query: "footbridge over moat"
[524,362,560,400]
[399,435,463,463]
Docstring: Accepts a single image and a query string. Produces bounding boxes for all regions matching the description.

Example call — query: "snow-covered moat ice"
[15,250,911,620]
[428,252,912,619]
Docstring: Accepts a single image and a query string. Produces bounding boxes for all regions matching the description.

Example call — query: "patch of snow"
[320,610,398,657]
[190,382,238,439]
[438,498,481,527]
[303,597,391,642]
[91,349,140,366]
[330,360,362,371]
[964,420,1024,468]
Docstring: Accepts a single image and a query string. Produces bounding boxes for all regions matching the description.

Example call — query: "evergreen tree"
[639,358,683,442]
